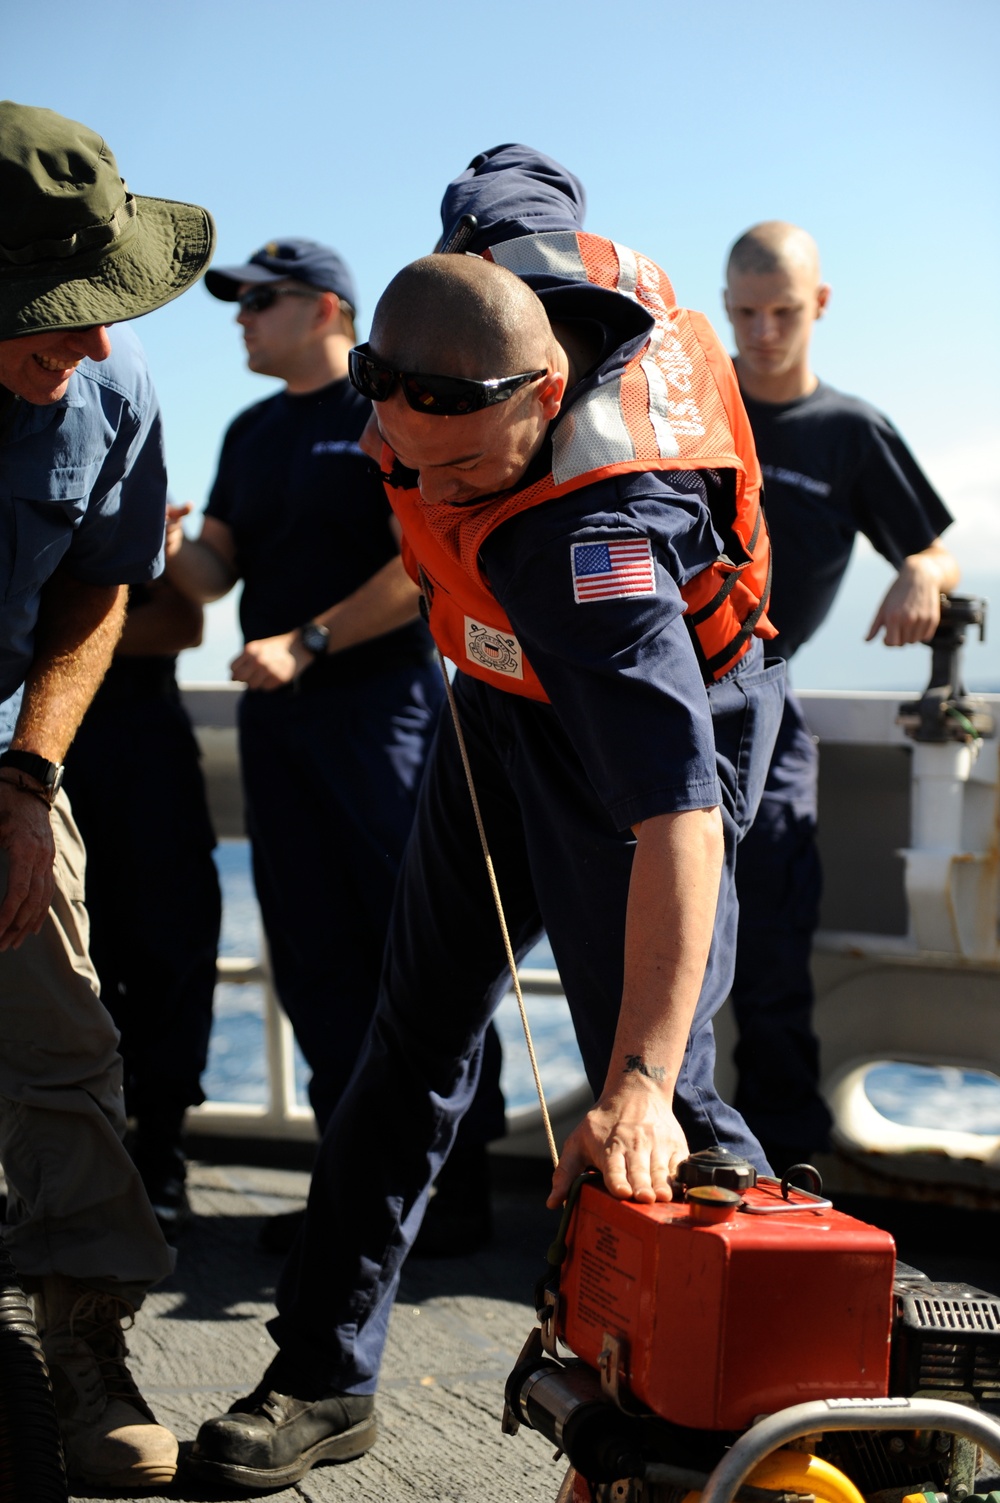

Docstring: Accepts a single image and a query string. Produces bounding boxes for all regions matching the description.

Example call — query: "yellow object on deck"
[682,1448,867,1503]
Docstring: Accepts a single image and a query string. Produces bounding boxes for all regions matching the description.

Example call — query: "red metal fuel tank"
[557,1178,896,1430]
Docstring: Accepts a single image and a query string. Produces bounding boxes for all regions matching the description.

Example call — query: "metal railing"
[180,683,1000,1152]
[190,951,567,1144]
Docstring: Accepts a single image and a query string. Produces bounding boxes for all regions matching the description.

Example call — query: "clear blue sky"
[7,0,999,688]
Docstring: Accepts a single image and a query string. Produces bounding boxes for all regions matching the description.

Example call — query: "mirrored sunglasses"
[348,342,546,417]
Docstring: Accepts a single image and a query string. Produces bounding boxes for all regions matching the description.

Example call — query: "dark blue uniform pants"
[62,684,221,1123]
[239,661,505,1146]
[269,648,785,1393]
[731,690,834,1158]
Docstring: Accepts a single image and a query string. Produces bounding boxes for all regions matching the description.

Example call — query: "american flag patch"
[571,538,655,603]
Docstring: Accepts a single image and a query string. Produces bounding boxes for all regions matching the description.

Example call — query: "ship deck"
[79,1147,1000,1503]
[84,1150,565,1503]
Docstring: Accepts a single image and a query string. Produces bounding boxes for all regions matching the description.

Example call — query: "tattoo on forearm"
[624,1054,666,1082]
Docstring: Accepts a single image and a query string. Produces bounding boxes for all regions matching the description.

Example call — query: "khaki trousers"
[0,790,174,1296]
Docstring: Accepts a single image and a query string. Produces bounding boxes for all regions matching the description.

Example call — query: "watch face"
[301,623,330,655]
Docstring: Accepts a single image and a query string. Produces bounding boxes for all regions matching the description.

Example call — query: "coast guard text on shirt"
[571,537,655,603]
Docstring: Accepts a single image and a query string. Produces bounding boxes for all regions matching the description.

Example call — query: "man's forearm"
[610,806,725,1095]
[165,535,237,604]
[314,555,422,652]
[548,805,725,1208]
[116,580,203,656]
[905,540,961,597]
[230,554,424,691]
[12,575,127,761]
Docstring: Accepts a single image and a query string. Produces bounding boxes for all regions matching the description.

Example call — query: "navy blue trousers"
[269,647,785,1393]
[239,660,505,1147]
[731,690,834,1157]
[61,675,221,1122]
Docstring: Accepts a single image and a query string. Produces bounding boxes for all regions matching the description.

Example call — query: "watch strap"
[0,750,64,798]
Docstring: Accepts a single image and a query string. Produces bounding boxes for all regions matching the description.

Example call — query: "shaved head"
[726,222,821,285]
[723,222,829,401]
[371,254,556,379]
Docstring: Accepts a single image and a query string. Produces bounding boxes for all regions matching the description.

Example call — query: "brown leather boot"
[32,1275,178,1489]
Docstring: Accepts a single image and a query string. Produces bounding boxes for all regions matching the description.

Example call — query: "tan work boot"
[32,1274,177,1489]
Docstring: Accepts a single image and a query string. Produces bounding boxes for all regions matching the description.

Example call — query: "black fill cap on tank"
[676,1146,758,1192]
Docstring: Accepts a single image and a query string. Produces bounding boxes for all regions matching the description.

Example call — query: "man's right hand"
[547,1080,688,1211]
[0,783,55,950]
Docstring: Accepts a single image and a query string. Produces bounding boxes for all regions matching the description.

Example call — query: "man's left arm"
[866,537,961,646]
[548,804,724,1208]
[0,573,126,949]
[851,413,960,648]
[230,549,422,691]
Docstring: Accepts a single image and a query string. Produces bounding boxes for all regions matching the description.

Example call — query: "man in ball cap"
[167,235,505,1257]
[0,99,214,1489]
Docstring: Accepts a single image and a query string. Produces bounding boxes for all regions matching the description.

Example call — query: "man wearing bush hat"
[0,99,214,1490]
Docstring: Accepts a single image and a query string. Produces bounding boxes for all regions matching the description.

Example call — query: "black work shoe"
[256,1206,306,1255]
[189,1364,376,1491]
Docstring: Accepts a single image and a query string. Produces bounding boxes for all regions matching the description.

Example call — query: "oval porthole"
[863,1062,1000,1135]
[825,1057,1000,1168]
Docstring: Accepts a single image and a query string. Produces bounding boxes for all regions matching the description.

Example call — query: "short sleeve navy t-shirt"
[742,381,953,660]
[479,468,728,829]
[206,376,429,667]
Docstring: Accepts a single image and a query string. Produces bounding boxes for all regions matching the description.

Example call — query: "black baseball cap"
[205,237,357,310]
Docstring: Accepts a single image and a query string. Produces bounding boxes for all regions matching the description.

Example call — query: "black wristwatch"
[0,749,64,803]
[298,621,331,657]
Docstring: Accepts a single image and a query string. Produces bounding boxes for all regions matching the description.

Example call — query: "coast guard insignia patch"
[464,618,524,680]
[571,537,655,603]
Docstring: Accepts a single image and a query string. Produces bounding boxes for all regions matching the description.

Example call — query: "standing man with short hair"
[166,239,505,1254]
[723,220,960,1171]
[0,99,215,1488]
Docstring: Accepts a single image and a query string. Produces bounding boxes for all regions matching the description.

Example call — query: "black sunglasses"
[237,285,320,315]
[348,343,546,416]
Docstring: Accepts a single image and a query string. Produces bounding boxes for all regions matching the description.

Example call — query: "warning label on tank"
[572,1208,644,1333]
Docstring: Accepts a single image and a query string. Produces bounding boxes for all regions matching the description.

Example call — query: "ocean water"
[206,840,586,1114]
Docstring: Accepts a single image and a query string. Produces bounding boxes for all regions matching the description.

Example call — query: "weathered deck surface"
[74,1155,1000,1503]
[78,1155,567,1503]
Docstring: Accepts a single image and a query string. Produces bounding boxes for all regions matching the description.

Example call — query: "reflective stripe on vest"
[387,231,776,701]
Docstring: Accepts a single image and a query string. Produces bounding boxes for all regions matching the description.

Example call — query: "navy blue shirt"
[206,376,430,674]
[743,381,953,661]
[482,470,727,829]
[0,324,167,746]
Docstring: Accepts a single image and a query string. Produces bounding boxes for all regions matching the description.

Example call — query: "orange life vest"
[387,231,776,702]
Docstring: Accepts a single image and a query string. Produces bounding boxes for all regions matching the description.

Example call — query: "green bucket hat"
[0,101,216,341]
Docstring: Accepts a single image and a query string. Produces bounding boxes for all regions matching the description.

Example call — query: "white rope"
[433,648,559,1169]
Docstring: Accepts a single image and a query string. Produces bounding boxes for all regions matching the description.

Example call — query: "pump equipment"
[503,1151,1000,1503]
